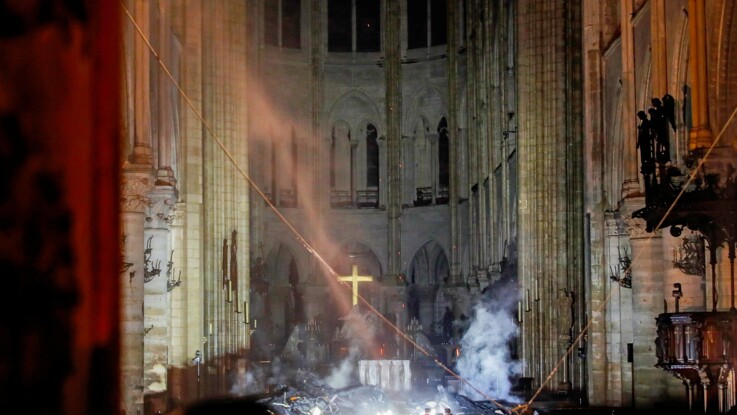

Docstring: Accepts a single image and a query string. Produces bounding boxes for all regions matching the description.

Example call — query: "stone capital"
[624,216,660,240]
[121,176,154,213]
[146,187,178,229]
[604,214,627,237]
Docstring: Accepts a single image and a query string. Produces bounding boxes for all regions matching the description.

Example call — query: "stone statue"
[637,110,655,176]
[556,289,573,337]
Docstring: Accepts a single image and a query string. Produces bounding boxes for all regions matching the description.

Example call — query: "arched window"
[366,124,379,187]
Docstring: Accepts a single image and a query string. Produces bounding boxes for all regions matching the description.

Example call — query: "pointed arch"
[403,86,447,137]
[332,239,384,282]
[263,241,303,346]
[326,90,382,132]
[406,240,449,335]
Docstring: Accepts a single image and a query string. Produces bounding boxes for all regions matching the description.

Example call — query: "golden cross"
[338,264,373,306]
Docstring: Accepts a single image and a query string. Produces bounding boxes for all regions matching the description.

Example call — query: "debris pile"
[249,370,521,415]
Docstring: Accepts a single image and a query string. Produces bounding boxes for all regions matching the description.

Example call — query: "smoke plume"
[455,282,522,402]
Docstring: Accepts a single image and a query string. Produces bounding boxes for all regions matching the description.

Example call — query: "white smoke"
[230,357,288,395]
[324,345,360,388]
[455,289,522,402]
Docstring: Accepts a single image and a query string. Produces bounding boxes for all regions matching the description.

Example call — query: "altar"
[358,359,412,391]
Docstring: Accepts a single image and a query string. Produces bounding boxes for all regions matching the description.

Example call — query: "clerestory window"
[407,0,446,49]
[265,0,301,49]
[328,0,381,53]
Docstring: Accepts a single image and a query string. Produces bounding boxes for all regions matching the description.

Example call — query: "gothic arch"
[406,240,449,335]
[263,241,304,347]
[403,85,447,137]
[329,239,383,314]
[331,239,384,282]
[406,239,449,286]
[326,90,382,135]
[264,239,306,284]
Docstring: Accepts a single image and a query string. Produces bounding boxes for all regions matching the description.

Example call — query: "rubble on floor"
[250,369,529,415]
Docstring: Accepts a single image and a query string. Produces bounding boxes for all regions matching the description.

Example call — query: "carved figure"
[556,289,574,337]
[637,110,655,175]
[650,97,671,164]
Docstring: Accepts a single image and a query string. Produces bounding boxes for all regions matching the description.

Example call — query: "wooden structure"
[655,312,737,414]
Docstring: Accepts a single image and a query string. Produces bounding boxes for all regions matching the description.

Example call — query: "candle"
[254,319,257,329]
[245,301,249,322]
[209,323,213,336]
[518,300,522,323]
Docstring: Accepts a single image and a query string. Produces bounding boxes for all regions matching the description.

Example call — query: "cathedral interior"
[4,1,737,414]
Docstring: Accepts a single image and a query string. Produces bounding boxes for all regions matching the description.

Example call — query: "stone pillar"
[447,0,462,285]
[130,0,153,166]
[650,0,668,98]
[385,0,402,284]
[624,212,680,409]
[121,173,154,415]
[517,0,580,388]
[687,0,713,150]
[620,0,640,197]
[157,0,176,186]
[168,203,187,365]
[143,187,178,394]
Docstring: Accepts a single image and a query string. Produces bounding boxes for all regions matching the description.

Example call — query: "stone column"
[168,203,186,365]
[687,0,713,149]
[143,187,178,394]
[447,0,462,285]
[130,0,153,165]
[650,0,668,98]
[303,0,325,288]
[157,0,176,186]
[624,211,680,409]
[120,174,154,415]
[385,0,402,284]
[620,0,640,197]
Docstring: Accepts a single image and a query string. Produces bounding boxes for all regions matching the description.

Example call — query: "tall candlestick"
[518,300,522,323]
